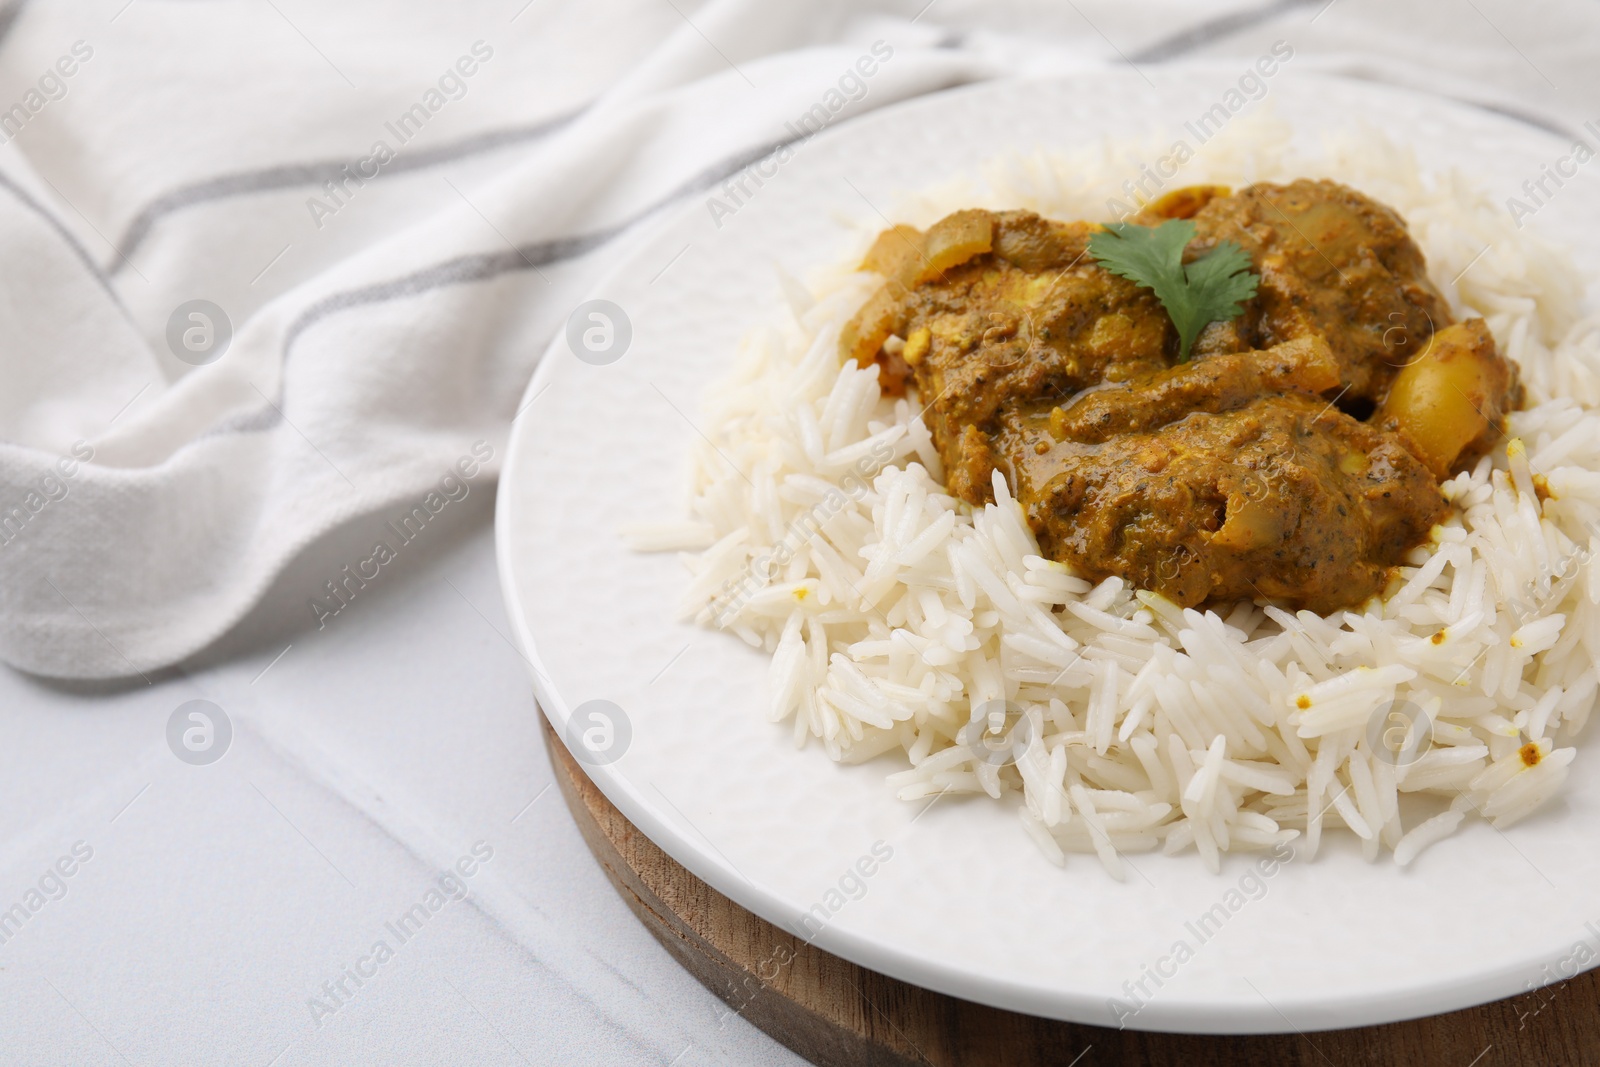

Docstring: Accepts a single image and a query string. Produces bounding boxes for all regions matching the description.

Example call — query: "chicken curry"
[841,180,1520,613]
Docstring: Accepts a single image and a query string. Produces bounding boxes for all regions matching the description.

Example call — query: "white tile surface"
[0,504,806,1066]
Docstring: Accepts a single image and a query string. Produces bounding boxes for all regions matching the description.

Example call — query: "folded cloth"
[0,0,1590,678]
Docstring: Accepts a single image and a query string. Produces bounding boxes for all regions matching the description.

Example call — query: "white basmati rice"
[643,117,1600,876]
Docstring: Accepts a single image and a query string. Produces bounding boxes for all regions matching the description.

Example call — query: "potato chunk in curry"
[840,180,1522,611]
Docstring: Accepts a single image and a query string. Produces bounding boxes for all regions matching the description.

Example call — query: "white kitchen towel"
[0,0,1593,678]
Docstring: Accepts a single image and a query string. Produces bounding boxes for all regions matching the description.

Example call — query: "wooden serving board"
[540,710,1598,1066]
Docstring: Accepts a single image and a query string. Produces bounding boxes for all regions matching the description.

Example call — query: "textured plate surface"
[496,70,1600,1033]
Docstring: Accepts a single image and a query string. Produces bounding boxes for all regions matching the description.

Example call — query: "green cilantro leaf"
[1087,219,1260,363]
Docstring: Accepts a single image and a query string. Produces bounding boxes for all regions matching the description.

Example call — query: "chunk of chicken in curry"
[841,179,1521,613]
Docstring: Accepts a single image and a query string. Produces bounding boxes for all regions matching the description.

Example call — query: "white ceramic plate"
[496,70,1600,1033]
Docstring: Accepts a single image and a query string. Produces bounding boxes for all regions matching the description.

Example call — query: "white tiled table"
[0,494,804,1066]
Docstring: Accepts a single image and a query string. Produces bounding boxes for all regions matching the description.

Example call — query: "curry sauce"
[842,180,1521,612]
